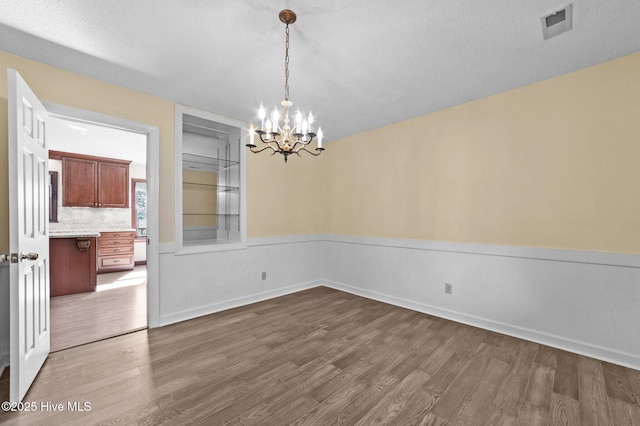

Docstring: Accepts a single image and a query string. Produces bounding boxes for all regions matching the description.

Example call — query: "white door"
[7,69,50,403]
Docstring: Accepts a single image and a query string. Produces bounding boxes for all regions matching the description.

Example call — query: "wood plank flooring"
[1,286,639,425]
[50,266,147,352]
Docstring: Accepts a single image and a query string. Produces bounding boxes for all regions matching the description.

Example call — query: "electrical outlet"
[261,272,267,280]
[445,283,452,294]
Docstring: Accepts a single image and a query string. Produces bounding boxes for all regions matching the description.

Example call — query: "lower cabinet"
[98,231,135,273]
[50,237,97,297]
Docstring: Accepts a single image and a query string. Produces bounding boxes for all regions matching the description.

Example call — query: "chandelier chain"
[284,24,290,102]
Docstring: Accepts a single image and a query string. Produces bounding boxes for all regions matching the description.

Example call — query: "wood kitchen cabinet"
[97,161,130,207]
[53,150,131,208]
[98,231,135,273]
[50,237,97,296]
[61,156,96,207]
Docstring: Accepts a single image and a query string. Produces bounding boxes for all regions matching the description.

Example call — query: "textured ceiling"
[1,0,639,141]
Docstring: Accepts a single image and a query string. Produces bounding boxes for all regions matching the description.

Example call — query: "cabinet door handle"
[114,242,120,245]
[115,234,120,237]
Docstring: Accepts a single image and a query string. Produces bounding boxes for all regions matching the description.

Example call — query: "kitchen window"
[132,178,147,238]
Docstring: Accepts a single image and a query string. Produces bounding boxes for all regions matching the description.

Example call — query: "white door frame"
[42,102,161,328]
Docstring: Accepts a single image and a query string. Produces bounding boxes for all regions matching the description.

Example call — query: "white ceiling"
[1,0,639,142]
[49,117,147,165]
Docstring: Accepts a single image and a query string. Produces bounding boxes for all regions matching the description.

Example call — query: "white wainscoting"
[3,233,635,375]
[321,235,640,370]
[157,235,323,326]
[0,264,9,377]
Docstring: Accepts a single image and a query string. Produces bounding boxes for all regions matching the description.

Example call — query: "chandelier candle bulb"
[246,9,325,162]
[295,110,302,132]
[258,104,266,130]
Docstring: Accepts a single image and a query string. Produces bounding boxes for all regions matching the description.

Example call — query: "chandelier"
[246,9,324,163]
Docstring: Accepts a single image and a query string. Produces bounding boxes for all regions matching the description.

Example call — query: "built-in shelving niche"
[176,105,246,249]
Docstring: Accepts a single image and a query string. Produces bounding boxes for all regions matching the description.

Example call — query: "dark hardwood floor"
[1,287,639,425]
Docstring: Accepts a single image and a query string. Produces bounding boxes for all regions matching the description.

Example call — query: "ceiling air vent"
[541,4,573,40]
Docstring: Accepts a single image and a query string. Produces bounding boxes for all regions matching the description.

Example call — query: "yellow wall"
[247,152,324,237]
[182,169,217,227]
[3,49,639,253]
[323,52,640,253]
[0,50,175,249]
[0,50,324,251]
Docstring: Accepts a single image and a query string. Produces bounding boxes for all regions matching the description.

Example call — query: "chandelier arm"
[257,134,284,152]
[296,147,323,157]
[291,135,314,152]
[297,138,314,146]
[248,145,278,154]
[257,133,274,144]
[299,133,318,145]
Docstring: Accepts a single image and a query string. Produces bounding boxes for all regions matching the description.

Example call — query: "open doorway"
[47,116,148,352]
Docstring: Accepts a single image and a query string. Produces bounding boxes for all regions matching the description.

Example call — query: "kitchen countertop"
[49,230,101,238]
[49,227,135,238]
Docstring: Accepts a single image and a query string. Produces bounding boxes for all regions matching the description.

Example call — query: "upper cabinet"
[97,161,130,208]
[51,150,131,208]
[61,156,96,207]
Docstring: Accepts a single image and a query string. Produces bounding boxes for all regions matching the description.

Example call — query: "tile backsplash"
[53,206,131,229]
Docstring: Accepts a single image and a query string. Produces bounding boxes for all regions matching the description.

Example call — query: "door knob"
[21,252,39,261]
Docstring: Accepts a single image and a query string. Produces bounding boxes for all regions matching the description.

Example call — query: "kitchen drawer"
[99,231,135,241]
[98,245,134,256]
[100,236,134,245]
[98,255,134,271]
[98,231,135,273]
[99,242,134,252]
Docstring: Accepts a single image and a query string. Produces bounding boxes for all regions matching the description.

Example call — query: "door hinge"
[1,253,19,263]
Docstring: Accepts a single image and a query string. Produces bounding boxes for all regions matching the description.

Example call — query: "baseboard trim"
[0,352,8,378]
[322,280,640,371]
[158,280,321,327]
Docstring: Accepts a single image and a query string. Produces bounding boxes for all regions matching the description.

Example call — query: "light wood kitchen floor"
[1,286,639,425]
[50,266,147,352]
